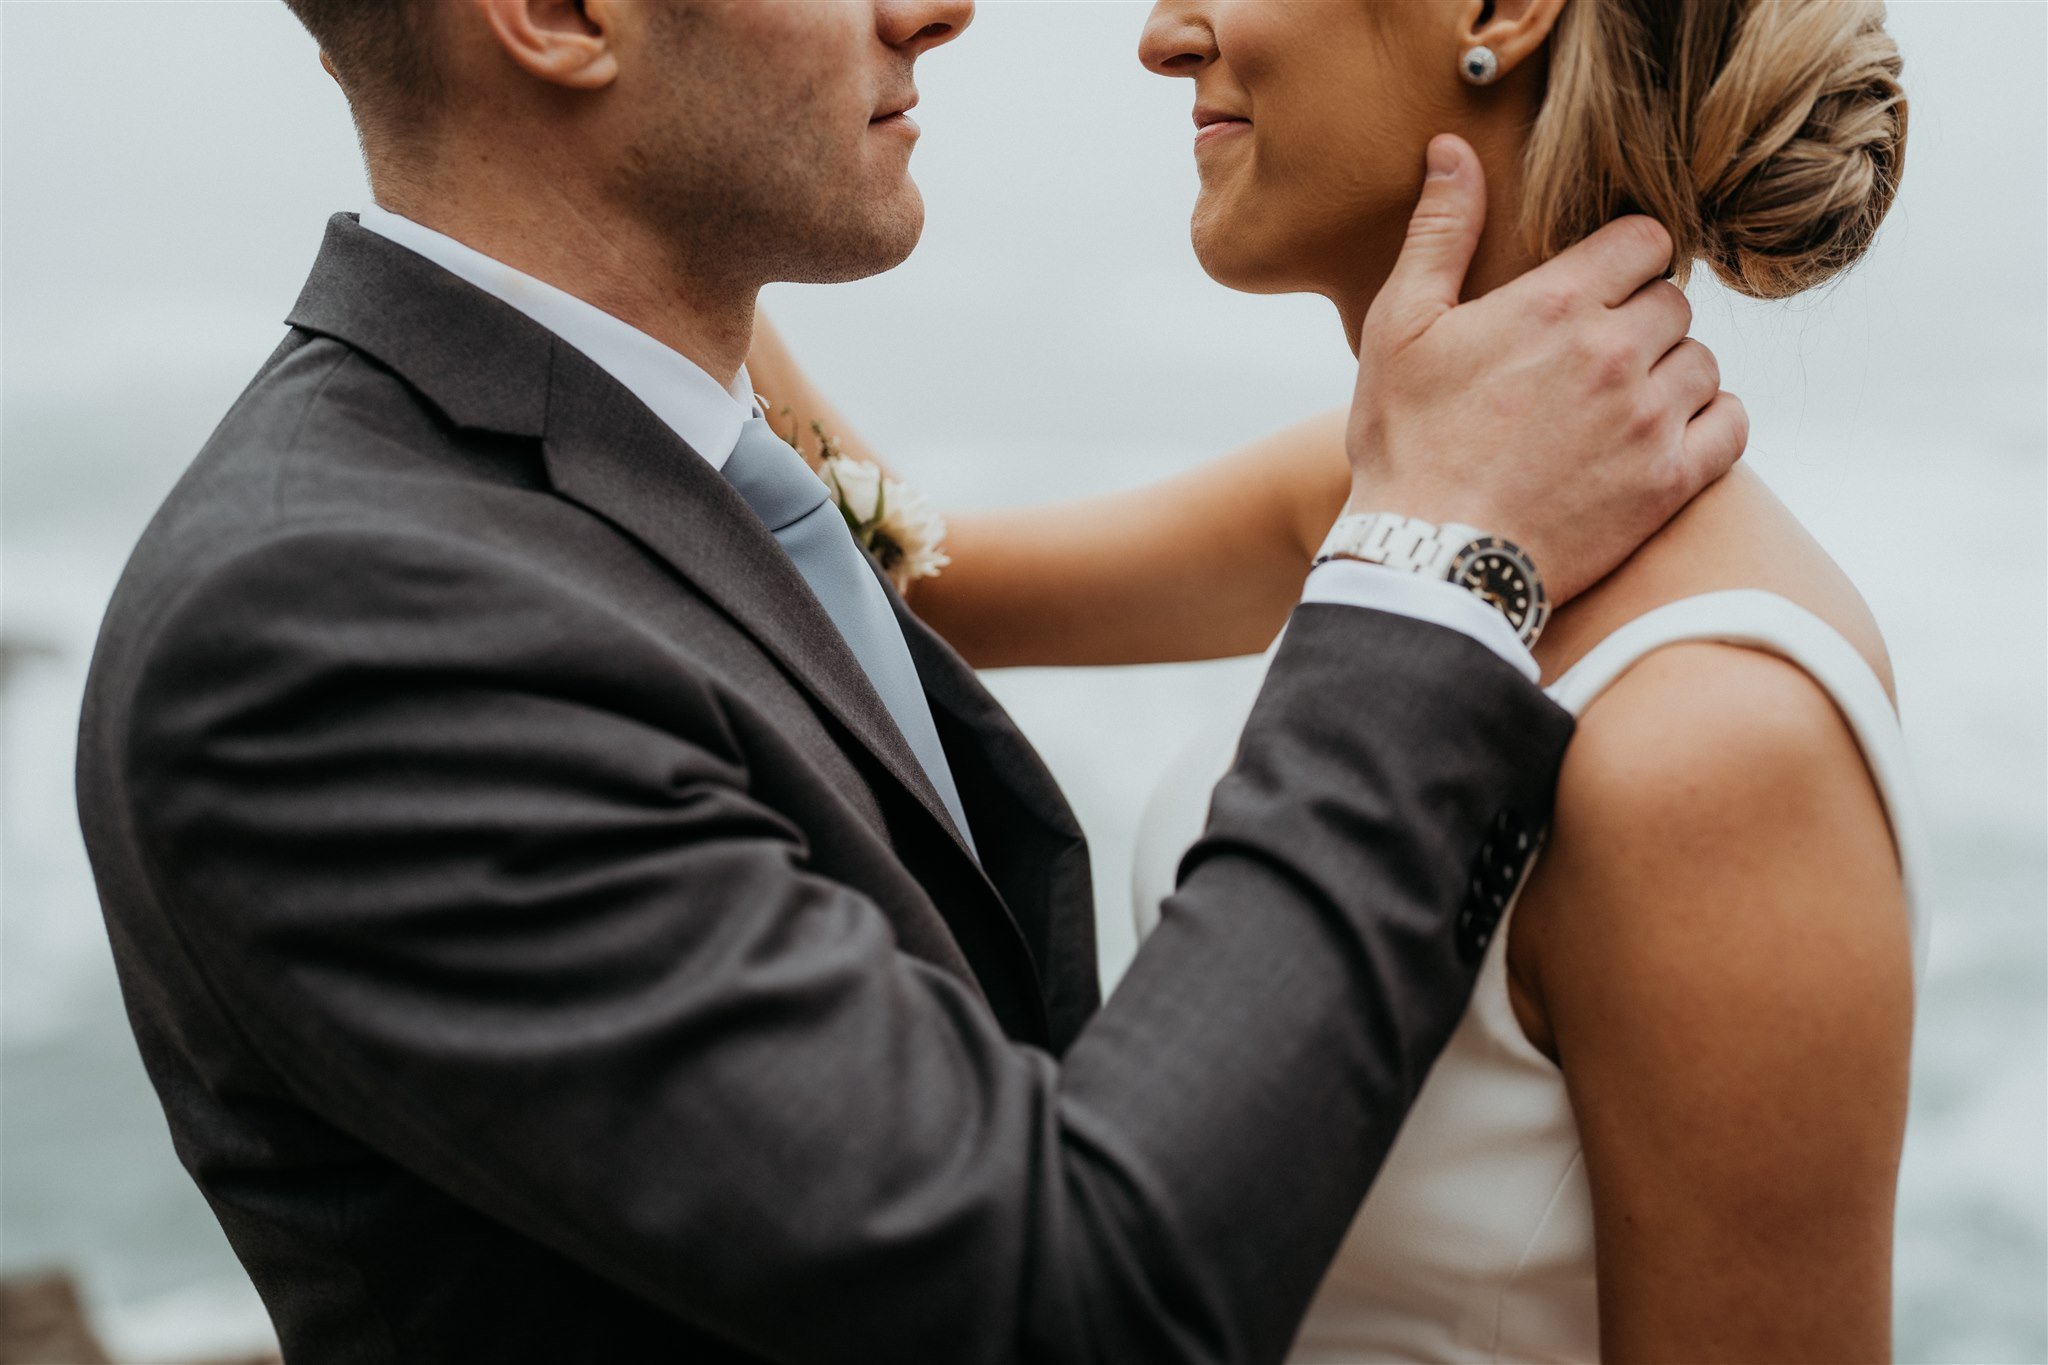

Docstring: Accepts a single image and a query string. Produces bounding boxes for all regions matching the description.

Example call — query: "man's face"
[598,0,970,289]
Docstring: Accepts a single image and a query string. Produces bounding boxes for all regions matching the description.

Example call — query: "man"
[75,1,1742,1360]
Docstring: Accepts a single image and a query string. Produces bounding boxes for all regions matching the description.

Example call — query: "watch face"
[1451,538,1549,644]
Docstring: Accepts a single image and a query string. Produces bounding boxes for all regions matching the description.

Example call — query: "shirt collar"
[357,203,755,469]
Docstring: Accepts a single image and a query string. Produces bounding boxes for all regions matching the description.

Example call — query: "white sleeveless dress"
[1130,590,1929,1364]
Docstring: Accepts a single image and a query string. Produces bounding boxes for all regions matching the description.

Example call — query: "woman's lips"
[1194,118,1250,151]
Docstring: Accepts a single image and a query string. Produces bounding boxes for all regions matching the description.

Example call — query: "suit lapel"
[285,215,967,868]
[539,345,970,854]
[284,216,1066,1043]
[540,368,1060,1045]
[889,584,1088,862]
[884,584,1101,1050]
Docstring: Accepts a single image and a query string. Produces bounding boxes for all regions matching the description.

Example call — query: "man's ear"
[472,0,620,90]
[1454,0,1569,80]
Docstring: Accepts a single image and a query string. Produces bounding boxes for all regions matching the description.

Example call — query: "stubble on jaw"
[616,2,928,295]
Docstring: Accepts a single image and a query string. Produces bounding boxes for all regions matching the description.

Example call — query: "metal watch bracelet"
[1314,512,1549,648]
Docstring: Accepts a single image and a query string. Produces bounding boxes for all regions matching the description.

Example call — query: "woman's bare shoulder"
[1532,465,1895,701]
[1505,465,1911,1058]
[1507,635,1905,1052]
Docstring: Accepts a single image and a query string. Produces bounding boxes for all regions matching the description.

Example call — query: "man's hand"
[1347,134,1747,605]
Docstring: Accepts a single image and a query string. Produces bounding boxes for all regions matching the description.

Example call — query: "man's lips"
[872,94,919,127]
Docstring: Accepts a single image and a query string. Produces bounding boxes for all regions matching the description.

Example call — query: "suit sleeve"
[117,526,1571,1365]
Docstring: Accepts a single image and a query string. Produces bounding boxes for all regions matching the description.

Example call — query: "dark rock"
[0,1270,113,1365]
[0,1271,280,1365]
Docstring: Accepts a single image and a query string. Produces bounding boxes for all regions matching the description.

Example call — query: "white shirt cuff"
[1301,560,1540,683]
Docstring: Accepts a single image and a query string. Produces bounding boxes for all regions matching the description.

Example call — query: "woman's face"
[1138,1,1477,300]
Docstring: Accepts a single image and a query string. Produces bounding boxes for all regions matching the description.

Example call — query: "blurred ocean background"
[3,2,2042,1359]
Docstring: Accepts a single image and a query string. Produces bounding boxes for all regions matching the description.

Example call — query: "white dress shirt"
[1303,560,1537,680]
[359,204,757,467]
[357,204,1537,681]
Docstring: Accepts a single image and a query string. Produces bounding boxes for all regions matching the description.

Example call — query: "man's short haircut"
[281,0,442,144]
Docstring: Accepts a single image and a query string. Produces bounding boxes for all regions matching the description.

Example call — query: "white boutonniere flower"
[779,416,951,594]
[821,456,951,594]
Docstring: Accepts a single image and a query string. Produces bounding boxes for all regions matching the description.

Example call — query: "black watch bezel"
[1447,536,1549,648]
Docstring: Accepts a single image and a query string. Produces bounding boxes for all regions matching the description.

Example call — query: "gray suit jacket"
[75,215,1573,1363]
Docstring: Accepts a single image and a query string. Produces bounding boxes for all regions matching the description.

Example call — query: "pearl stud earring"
[1460,46,1500,86]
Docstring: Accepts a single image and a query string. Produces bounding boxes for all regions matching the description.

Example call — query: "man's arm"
[119,525,1564,1365]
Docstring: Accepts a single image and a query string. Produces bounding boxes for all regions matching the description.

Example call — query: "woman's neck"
[1334,140,1543,352]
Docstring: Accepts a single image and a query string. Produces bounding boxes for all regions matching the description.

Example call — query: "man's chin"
[785,187,925,284]
[865,188,926,273]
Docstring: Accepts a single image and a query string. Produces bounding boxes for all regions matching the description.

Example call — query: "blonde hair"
[1523,0,1908,299]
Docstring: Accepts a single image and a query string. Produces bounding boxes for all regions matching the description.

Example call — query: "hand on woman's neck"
[1334,132,1544,353]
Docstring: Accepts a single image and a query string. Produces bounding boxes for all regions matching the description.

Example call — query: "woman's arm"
[1508,643,1915,1360]
[924,413,1350,667]
[746,315,1351,668]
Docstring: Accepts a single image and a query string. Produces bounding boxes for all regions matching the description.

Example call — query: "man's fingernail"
[1426,140,1457,180]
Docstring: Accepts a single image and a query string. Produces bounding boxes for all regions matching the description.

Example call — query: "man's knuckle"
[1531,283,1575,324]
[1670,338,1715,391]
[1695,342,1722,389]
[1594,337,1636,389]
[1628,396,1668,442]
[1673,283,1695,330]
[1725,397,1752,454]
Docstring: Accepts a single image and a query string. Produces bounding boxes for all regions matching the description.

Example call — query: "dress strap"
[1545,589,1929,973]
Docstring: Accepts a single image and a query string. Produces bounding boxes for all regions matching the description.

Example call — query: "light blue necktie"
[722,418,977,858]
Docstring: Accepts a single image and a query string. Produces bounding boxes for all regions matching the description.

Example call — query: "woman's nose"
[881,0,974,56]
[1138,0,1215,77]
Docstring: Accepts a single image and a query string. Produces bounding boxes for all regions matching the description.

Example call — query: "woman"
[752,1,1922,1358]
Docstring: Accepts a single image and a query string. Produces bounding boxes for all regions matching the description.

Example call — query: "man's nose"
[881,0,974,55]
[1138,0,1214,78]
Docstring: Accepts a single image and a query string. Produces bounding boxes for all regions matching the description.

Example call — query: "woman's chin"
[1190,224,1291,296]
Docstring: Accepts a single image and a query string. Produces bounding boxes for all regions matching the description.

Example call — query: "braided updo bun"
[1522,0,1907,301]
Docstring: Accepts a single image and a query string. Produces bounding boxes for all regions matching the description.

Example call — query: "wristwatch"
[1314,512,1551,648]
